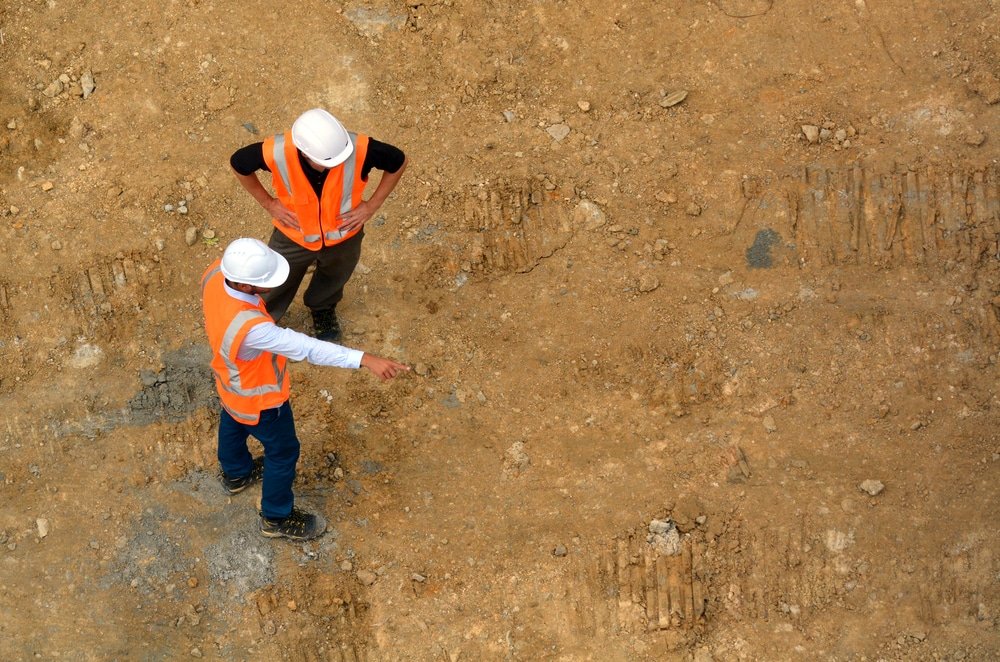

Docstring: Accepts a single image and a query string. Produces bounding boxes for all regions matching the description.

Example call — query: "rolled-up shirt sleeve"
[239,321,363,368]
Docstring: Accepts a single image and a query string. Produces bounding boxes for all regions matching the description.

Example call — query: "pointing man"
[202,237,409,540]
[230,108,407,342]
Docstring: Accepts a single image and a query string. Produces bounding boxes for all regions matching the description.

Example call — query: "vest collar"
[223,280,262,306]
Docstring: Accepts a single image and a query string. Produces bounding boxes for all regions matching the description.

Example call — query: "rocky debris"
[36,518,49,538]
[655,191,677,204]
[546,123,571,142]
[964,130,986,147]
[801,120,855,148]
[577,100,591,112]
[647,519,681,556]
[184,226,199,246]
[552,544,568,557]
[685,202,702,217]
[659,89,688,108]
[859,479,885,496]
[638,273,660,293]
[502,110,515,122]
[43,79,64,98]
[573,199,606,231]
[340,560,353,571]
[41,181,54,192]
[502,441,530,477]
[356,569,377,586]
[411,572,427,582]
[80,71,96,99]
[762,415,777,433]
[824,529,854,552]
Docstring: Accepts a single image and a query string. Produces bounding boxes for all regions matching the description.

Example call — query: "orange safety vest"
[201,260,290,425]
[262,130,370,250]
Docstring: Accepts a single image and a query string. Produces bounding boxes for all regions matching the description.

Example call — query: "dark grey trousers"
[262,228,364,323]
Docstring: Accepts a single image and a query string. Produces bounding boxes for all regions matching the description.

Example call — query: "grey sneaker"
[220,456,264,495]
[259,507,327,541]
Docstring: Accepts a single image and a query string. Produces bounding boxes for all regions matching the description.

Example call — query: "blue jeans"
[218,401,300,520]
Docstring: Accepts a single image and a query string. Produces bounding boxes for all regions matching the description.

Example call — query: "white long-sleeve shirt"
[224,282,363,369]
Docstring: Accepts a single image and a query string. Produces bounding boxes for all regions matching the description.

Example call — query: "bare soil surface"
[1,0,998,660]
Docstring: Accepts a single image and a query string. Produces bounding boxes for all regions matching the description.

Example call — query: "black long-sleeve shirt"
[230,139,405,197]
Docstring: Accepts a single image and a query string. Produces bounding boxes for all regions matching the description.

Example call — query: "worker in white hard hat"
[202,237,410,541]
[230,108,408,342]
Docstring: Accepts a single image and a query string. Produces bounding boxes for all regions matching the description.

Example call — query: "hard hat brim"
[306,139,354,168]
[257,252,290,288]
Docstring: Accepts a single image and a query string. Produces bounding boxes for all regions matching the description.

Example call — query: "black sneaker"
[220,456,264,495]
[312,308,342,342]
[259,508,327,541]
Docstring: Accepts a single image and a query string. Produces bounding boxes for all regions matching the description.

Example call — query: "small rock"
[187,577,198,588]
[178,206,188,215]
[819,128,832,141]
[577,100,591,112]
[262,621,276,636]
[685,202,701,216]
[202,229,216,239]
[36,518,49,538]
[801,124,820,144]
[414,362,429,376]
[80,71,96,99]
[51,240,63,251]
[356,569,377,586]
[41,181,54,191]
[411,572,427,582]
[695,515,707,525]
[859,479,885,496]
[502,110,515,122]
[184,227,199,246]
[546,123,571,142]
[574,200,606,231]
[638,273,660,293]
[718,271,734,286]
[6,119,16,130]
[659,90,688,108]
[340,560,353,571]
[762,415,777,433]
[164,204,175,213]
[242,122,259,135]
[552,544,568,557]
[965,130,986,147]
[42,79,64,98]
[333,467,344,480]
[834,129,847,142]
[190,648,202,658]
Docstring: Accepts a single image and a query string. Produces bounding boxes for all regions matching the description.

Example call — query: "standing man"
[230,108,408,342]
[202,237,409,541]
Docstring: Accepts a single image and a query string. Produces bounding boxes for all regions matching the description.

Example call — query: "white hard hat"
[220,238,290,288]
[291,108,353,168]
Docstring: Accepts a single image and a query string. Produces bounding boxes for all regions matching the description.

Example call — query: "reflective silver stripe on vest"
[271,134,292,194]
[218,310,286,397]
[222,401,261,424]
[339,133,360,216]
[325,229,348,241]
[201,265,221,292]
[303,233,322,243]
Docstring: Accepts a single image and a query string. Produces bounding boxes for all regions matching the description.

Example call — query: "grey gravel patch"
[344,6,407,36]
[103,507,194,594]
[128,344,217,425]
[205,524,275,600]
[359,460,384,475]
[170,469,232,507]
[746,228,781,269]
